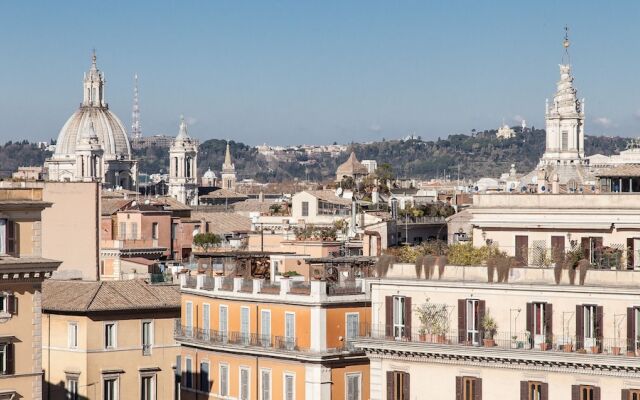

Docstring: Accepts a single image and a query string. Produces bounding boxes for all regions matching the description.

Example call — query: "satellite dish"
[336,187,343,196]
[521,186,527,192]
[474,186,479,192]
[579,187,584,193]
[540,186,546,192]
[591,186,595,192]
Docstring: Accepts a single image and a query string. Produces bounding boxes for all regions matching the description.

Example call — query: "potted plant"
[482,314,497,347]
[415,299,450,343]
[591,343,600,354]
[511,335,518,349]
[415,301,432,342]
[539,338,550,351]
[563,339,573,353]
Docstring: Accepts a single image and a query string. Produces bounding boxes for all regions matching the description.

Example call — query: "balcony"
[175,325,303,352]
[361,324,640,359]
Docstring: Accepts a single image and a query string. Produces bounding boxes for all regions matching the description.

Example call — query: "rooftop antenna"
[562,25,571,65]
[131,74,141,140]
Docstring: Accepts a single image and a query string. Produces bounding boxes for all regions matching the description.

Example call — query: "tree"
[193,232,222,252]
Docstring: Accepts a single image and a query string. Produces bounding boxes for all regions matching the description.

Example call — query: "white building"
[168,117,198,206]
[496,123,515,139]
[362,159,378,174]
[45,52,137,189]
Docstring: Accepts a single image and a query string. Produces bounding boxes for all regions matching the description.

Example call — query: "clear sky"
[0,1,638,145]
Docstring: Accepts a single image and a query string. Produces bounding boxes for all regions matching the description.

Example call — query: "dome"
[54,107,131,158]
[203,168,217,179]
[336,152,368,180]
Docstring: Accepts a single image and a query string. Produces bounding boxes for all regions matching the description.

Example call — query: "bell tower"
[75,122,104,182]
[168,117,199,205]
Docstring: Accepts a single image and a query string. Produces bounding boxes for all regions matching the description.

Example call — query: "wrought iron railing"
[288,281,311,295]
[326,281,363,296]
[175,325,303,352]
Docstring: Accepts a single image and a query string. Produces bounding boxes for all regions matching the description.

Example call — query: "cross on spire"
[562,25,571,64]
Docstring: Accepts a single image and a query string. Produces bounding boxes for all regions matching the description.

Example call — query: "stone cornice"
[355,338,640,378]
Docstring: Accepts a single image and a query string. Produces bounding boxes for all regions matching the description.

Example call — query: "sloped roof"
[231,199,274,213]
[200,188,248,200]
[101,198,134,216]
[305,190,352,205]
[191,211,251,235]
[336,152,369,177]
[42,279,180,313]
[595,164,640,178]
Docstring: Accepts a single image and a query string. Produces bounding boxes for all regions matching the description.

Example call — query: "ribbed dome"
[54,107,131,159]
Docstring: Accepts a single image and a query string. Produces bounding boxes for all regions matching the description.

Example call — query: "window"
[130,222,138,240]
[455,376,479,400]
[388,371,410,400]
[151,222,159,240]
[185,358,193,389]
[284,312,295,350]
[240,307,250,345]
[561,130,569,150]
[584,305,596,341]
[346,373,361,400]
[0,343,13,375]
[219,363,229,397]
[261,310,271,346]
[119,222,127,240]
[142,321,152,355]
[625,389,640,400]
[103,378,118,400]
[66,377,79,400]
[260,369,271,400]
[0,219,6,254]
[239,367,250,400]
[104,322,116,349]
[140,375,154,400]
[5,220,16,255]
[200,362,210,392]
[465,299,481,345]
[635,308,640,351]
[219,305,228,341]
[171,223,178,240]
[527,302,551,348]
[524,381,544,400]
[0,293,15,315]
[577,385,596,400]
[202,304,210,340]
[393,296,406,339]
[346,313,360,342]
[185,302,193,337]
[301,201,309,217]
[284,373,295,400]
[68,322,78,349]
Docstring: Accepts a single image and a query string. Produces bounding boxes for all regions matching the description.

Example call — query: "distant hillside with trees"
[0,129,631,182]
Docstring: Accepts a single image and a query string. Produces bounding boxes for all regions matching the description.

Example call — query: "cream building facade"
[42,280,181,400]
[356,264,640,400]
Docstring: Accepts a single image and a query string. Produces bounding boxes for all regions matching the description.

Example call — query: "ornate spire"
[82,50,106,108]
[223,141,233,169]
[131,74,141,140]
[176,115,189,140]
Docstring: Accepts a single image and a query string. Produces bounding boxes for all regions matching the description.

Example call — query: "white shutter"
[261,310,271,346]
[185,302,193,336]
[261,370,271,400]
[285,374,294,400]
[220,365,228,396]
[220,306,228,334]
[203,304,210,332]
[241,307,250,344]
[347,314,359,340]
[240,368,249,400]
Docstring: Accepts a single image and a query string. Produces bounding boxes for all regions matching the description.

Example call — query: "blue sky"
[0,1,638,145]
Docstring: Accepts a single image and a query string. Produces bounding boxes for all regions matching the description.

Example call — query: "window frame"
[0,343,7,375]
[240,306,250,345]
[239,366,250,400]
[579,385,595,400]
[392,296,406,339]
[345,372,362,400]
[301,201,309,217]
[139,373,156,400]
[141,320,153,355]
[462,376,477,400]
[345,312,360,342]
[219,362,229,397]
[151,222,159,240]
[260,368,272,400]
[104,321,117,350]
[283,372,296,400]
[528,381,542,400]
[261,309,271,346]
[284,311,296,350]
[68,322,79,349]
[66,375,79,400]
[184,357,193,389]
[185,301,193,337]
[102,375,119,400]
[199,360,210,393]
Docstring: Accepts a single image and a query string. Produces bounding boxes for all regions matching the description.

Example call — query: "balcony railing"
[363,324,640,358]
[220,277,234,291]
[326,281,363,296]
[175,325,303,352]
[240,279,253,293]
[288,281,311,295]
[184,276,197,289]
[259,281,281,294]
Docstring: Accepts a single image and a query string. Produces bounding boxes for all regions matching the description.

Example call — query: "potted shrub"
[539,338,550,351]
[590,343,600,354]
[511,335,518,349]
[563,340,573,353]
[482,314,497,347]
[415,299,449,343]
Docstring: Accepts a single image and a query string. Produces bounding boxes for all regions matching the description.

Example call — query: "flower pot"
[539,343,549,351]
[627,350,635,357]
[433,334,446,344]
[483,338,495,347]
[563,344,573,353]
[419,334,427,342]
[636,349,640,357]
[612,346,621,355]
[590,346,600,354]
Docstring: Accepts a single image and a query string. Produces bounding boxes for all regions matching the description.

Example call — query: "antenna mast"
[131,74,142,140]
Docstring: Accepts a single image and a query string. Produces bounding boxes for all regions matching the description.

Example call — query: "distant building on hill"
[496,123,515,139]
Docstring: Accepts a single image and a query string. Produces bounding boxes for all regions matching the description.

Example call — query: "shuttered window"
[240,307,250,345]
[219,364,229,396]
[185,358,193,389]
[628,307,640,352]
[520,381,548,400]
[526,303,552,349]
[202,304,210,339]
[346,313,359,341]
[571,385,600,400]
[284,373,295,400]
[577,304,603,352]
[261,310,271,346]
[240,368,249,400]
[185,302,193,337]
[0,342,14,375]
[456,376,481,400]
[285,312,295,350]
[118,222,126,240]
[386,371,410,400]
[623,389,640,400]
[458,299,485,345]
[219,305,228,340]
[200,362,209,392]
[346,373,361,400]
[260,369,271,400]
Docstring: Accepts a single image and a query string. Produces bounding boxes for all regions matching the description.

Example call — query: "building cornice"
[355,338,640,378]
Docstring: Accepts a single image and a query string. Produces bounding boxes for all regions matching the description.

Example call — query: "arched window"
[186,157,192,178]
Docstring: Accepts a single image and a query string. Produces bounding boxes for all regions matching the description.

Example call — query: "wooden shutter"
[594,237,603,263]
[627,238,635,269]
[571,385,580,400]
[515,235,528,265]
[520,381,528,400]
[576,305,584,350]
[526,303,533,346]
[551,236,565,265]
[6,343,13,375]
[7,294,16,315]
[628,307,636,352]
[541,382,549,400]
[581,238,590,261]
[622,389,630,400]
[596,306,604,352]
[473,377,482,400]
[456,376,463,400]
[458,299,466,344]
[386,371,394,400]
[404,297,412,341]
[6,221,16,254]
[385,296,393,338]
[544,303,553,345]
[593,386,601,400]
[478,300,486,340]
[402,372,410,399]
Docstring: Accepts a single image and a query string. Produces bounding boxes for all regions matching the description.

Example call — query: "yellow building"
[176,275,370,399]
[42,280,181,400]
[0,187,61,400]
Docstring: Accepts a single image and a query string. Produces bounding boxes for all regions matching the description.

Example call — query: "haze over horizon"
[1,1,639,146]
